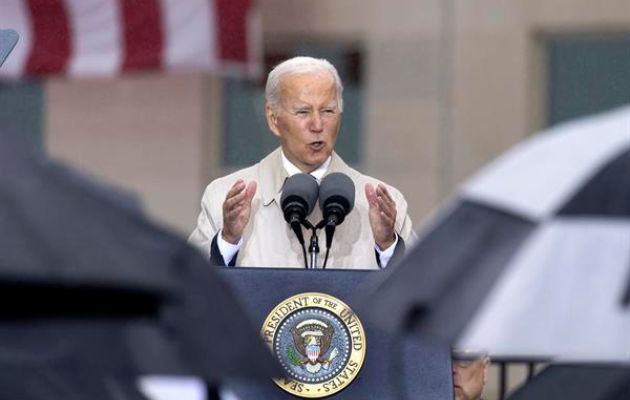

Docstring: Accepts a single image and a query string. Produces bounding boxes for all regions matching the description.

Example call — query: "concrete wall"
[46,73,221,234]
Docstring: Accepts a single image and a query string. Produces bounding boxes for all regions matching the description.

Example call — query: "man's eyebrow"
[291,105,312,111]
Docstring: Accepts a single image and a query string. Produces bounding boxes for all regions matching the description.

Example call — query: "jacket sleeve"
[375,235,406,268]
[209,233,238,267]
[188,184,220,261]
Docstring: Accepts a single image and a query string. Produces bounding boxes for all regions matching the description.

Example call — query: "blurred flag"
[0,0,259,79]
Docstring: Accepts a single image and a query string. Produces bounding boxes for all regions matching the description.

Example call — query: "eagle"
[292,318,335,372]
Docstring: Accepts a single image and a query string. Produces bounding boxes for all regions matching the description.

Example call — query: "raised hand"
[365,183,397,250]
[221,179,257,244]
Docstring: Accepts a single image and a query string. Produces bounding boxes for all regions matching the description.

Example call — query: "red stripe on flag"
[120,0,163,71]
[26,0,71,75]
[215,0,250,63]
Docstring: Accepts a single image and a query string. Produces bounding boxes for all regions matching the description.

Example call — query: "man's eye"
[323,109,336,114]
[296,110,309,115]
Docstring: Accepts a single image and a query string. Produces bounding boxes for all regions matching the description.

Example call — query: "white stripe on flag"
[65,0,122,77]
[0,0,32,78]
[159,0,217,72]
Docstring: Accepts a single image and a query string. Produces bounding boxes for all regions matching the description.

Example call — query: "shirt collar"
[259,148,343,207]
[280,150,331,183]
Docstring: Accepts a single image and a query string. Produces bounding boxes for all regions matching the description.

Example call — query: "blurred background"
[1,0,629,398]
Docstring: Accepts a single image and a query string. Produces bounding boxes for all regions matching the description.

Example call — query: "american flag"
[0,0,259,79]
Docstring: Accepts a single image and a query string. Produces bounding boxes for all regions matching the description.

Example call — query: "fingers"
[376,184,394,204]
[365,183,397,249]
[245,181,257,201]
[366,184,396,216]
[223,180,257,227]
[364,183,377,205]
[222,180,256,244]
[376,184,396,220]
[224,179,252,211]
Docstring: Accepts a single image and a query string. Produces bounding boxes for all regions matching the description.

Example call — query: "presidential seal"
[261,292,366,398]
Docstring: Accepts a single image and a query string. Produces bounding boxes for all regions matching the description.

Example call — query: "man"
[189,56,414,268]
[452,349,491,400]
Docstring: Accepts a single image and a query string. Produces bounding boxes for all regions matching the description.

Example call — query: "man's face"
[265,71,341,173]
[452,357,489,400]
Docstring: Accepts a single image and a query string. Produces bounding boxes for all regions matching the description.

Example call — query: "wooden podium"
[218,268,453,399]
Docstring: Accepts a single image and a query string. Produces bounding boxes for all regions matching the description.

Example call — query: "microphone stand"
[301,220,327,269]
[308,226,319,269]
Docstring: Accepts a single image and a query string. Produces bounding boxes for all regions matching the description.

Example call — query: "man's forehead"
[280,81,338,107]
[285,99,338,109]
[280,70,336,90]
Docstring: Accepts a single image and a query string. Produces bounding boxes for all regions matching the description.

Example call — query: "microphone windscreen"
[319,172,355,214]
[280,173,319,214]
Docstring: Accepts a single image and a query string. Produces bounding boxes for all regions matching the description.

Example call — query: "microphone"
[319,173,355,252]
[281,173,319,246]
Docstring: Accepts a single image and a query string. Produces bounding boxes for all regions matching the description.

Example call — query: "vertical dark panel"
[547,33,630,126]
[221,77,275,166]
[0,81,44,147]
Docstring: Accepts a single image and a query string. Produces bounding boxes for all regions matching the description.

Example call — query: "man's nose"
[310,112,323,132]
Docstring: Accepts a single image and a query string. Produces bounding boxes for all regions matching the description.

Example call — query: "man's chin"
[453,387,465,400]
[304,153,331,169]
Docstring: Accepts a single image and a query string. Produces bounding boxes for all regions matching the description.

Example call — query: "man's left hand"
[365,183,397,250]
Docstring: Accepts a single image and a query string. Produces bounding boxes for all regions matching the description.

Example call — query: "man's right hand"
[221,179,257,244]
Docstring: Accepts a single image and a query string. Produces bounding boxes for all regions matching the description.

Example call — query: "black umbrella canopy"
[507,365,630,400]
[361,105,630,362]
[0,130,281,382]
[0,364,149,400]
[0,129,175,294]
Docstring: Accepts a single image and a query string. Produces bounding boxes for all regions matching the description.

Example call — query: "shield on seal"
[306,343,320,363]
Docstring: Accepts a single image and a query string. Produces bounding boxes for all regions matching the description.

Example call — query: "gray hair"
[265,56,344,112]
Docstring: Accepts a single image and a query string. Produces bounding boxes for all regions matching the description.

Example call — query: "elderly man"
[189,56,414,268]
[452,349,491,400]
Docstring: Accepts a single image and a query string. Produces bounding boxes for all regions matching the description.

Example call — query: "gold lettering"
[290,381,303,392]
[293,298,305,309]
[340,308,355,325]
[324,299,337,309]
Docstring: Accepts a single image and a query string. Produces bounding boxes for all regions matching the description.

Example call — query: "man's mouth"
[309,141,325,150]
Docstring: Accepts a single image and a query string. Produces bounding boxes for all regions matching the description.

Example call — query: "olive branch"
[287,346,301,366]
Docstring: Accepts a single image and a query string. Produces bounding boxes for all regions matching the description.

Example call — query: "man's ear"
[265,103,281,138]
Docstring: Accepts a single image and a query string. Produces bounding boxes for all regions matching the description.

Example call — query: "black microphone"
[319,173,355,252]
[281,173,319,246]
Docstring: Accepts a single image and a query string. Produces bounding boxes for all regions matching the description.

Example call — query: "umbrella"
[362,104,630,362]
[0,28,18,67]
[507,364,630,400]
[0,129,281,385]
[0,364,149,400]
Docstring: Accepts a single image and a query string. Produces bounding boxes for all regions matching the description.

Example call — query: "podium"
[218,268,453,399]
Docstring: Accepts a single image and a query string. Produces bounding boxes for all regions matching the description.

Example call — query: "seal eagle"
[292,319,334,372]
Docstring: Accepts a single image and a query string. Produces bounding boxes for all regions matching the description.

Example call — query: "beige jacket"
[188,148,415,269]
